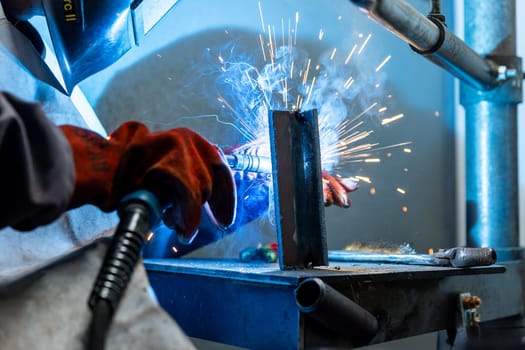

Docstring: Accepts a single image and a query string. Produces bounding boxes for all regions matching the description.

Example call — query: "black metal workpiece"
[146,258,520,349]
[269,109,327,269]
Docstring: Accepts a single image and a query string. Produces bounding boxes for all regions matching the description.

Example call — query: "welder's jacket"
[0,5,194,349]
[0,5,117,274]
[0,91,75,230]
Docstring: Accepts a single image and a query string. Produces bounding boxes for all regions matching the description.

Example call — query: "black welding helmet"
[42,0,181,93]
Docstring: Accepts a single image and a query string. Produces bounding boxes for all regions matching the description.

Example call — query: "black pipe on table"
[295,278,378,343]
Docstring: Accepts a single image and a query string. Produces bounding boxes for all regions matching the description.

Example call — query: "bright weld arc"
[221,4,411,176]
[294,11,299,45]
[358,33,372,55]
[354,176,372,183]
[345,44,357,65]
[259,34,267,62]
[330,47,337,60]
[343,76,354,89]
[258,1,265,33]
[381,113,404,125]
[146,7,414,252]
[281,18,285,47]
[375,55,391,72]
[319,28,325,40]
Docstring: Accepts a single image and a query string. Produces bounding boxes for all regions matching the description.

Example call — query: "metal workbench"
[145,258,522,349]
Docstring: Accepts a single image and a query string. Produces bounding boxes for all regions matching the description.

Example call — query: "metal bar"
[348,0,500,90]
[269,109,328,269]
[328,250,447,266]
[461,0,522,260]
[329,248,497,268]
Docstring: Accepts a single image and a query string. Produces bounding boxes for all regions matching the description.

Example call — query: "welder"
[0,1,233,348]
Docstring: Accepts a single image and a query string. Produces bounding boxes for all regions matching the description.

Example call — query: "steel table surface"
[145,258,521,349]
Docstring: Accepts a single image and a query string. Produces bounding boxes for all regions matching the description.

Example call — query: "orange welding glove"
[59,121,236,239]
[322,170,360,208]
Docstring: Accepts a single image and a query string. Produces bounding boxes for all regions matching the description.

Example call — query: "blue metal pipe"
[348,0,523,256]
[461,0,522,254]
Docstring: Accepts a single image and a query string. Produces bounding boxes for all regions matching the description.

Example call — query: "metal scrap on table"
[240,243,279,263]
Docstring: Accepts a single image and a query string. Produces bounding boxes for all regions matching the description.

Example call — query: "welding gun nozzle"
[225,154,272,173]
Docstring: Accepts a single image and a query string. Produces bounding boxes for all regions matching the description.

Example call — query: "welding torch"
[86,153,271,349]
[225,153,272,173]
[88,190,162,350]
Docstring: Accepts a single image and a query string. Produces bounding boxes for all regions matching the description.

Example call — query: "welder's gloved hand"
[322,170,360,208]
[59,121,236,240]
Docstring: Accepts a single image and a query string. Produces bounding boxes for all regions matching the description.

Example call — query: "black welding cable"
[431,0,441,14]
[88,301,112,350]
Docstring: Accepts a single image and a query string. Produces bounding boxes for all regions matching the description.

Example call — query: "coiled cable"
[87,190,161,350]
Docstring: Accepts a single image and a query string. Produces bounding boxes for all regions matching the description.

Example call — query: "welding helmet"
[41,0,181,93]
